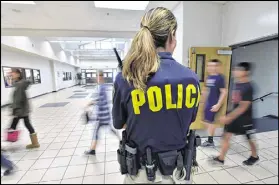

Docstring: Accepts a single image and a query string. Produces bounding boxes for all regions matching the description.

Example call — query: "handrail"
[253,92,278,102]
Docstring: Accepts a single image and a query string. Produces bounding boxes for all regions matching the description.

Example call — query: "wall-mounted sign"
[217,50,232,55]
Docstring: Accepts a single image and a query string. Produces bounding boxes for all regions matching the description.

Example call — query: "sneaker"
[3,167,14,176]
[243,156,259,166]
[202,141,215,147]
[212,156,225,165]
[84,150,96,155]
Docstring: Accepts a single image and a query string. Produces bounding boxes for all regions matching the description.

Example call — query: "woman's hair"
[11,68,22,80]
[122,7,177,90]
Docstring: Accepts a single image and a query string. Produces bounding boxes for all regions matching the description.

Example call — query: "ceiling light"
[49,41,82,43]
[94,1,149,10]
[1,1,35,4]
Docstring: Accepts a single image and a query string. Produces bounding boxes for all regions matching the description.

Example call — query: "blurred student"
[9,68,40,149]
[85,71,120,155]
[201,59,227,147]
[213,62,259,165]
[1,152,15,176]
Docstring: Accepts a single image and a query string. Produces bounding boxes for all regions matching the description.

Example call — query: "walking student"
[1,152,15,176]
[202,59,227,147]
[213,62,259,165]
[9,68,40,149]
[85,70,120,155]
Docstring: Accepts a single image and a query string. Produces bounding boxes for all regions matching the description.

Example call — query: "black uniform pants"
[10,116,35,134]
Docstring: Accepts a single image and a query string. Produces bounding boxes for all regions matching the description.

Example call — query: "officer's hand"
[210,104,221,112]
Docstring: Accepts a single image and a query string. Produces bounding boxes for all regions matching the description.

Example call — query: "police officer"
[112,7,200,184]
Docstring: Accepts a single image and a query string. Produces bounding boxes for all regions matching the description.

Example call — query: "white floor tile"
[8,152,27,161]
[74,147,88,156]
[19,169,46,184]
[82,175,105,184]
[85,162,105,176]
[262,176,278,184]
[87,153,106,164]
[30,158,54,170]
[193,173,218,184]
[259,160,278,175]
[243,165,274,180]
[21,151,44,160]
[209,170,240,184]
[246,180,265,184]
[53,136,68,143]
[105,161,120,174]
[66,136,81,142]
[61,177,83,184]
[227,153,247,165]
[105,152,117,162]
[50,156,71,168]
[16,159,36,171]
[47,142,64,150]
[40,150,59,159]
[70,156,89,165]
[226,166,258,183]
[271,159,278,165]
[63,165,86,179]
[62,141,78,149]
[39,180,61,184]
[105,173,125,184]
[57,148,75,157]
[41,167,67,181]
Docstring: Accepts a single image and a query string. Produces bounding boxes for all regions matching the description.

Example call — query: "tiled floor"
[1,86,278,184]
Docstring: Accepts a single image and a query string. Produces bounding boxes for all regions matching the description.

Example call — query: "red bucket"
[6,130,20,142]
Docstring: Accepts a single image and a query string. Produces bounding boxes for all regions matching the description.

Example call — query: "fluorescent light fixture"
[49,41,82,43]
[94,1,149,10]
[1,1,35,4]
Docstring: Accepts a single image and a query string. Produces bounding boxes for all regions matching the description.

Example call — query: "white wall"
[171,1,223,66]
[183,1,222,65]
[54,61,78,91]
[172,1,184,64]
[1,49,54,106]
[222,1,278,46]
[80,60,118,69]
[1,49,78,106]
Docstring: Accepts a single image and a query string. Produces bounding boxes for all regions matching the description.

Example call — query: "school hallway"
[1,86,278,184]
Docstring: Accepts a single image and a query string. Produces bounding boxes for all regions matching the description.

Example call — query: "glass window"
[82,72,85,78]
[86,73,91,77]
[63,72,66,81]
[2,67,13,87]
[92,73,96,77]
[25,69,34,84]
[33,69,41,84]
[196,54,205,82]
[108,73,112,77]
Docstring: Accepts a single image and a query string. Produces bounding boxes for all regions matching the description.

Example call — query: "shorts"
[224,116,255,140]
[203,105,216,123]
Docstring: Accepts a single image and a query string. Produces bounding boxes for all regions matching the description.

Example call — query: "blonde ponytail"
[122,27,159,91]
[122,7,177,91]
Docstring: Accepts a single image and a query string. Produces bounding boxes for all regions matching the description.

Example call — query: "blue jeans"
[1,154,13,170]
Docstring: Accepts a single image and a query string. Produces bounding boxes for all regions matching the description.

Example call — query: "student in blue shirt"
[112,7,201,184]
[201,59,227,147]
